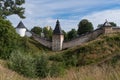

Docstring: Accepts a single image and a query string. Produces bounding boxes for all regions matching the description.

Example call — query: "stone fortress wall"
[31,28,103,50]
[30,20,120,51]
[63,29,103,49]
[31,32,52,48]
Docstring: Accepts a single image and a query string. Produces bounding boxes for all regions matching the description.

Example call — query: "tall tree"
[31,26,42,36]
[43,26,53,40]
[77,19,93,35]
[0,0,25,18]
[67,29,77,40]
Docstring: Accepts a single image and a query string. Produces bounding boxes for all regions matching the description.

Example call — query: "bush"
[0,18,19,59]
[8,51,36,77]
[49,54,63,62]
[35,54,49,78]
[62,51,78,67]
[49,62,65,77]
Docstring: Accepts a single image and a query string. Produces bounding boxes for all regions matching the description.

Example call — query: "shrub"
[49,54,63,62]
[62,51,78,67]
[49,62,65,77]
[8,51,36,77]
[0,18,19,59]
[35,54,49,78]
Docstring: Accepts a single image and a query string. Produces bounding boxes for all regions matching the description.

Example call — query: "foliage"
[43,26,53,40]
[49,54,63,62]
[4,33,120,79]
[50,33,120,67]
[8,50,66,78]
[19,37,50,53]
[77,19,93,35]
[0,0,25,18]
[0,17,19,59]
[62,51,78,67]
[8,51,36,77]
[67,29,77,40]
[49,62,65,77]
[35,54,49,78]
[62,30,68,41]
[109,22,117,26]
[31,26,42,36]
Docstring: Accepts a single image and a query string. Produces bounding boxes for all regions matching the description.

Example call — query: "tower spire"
[53,20,63,35]
[16,21,26,28]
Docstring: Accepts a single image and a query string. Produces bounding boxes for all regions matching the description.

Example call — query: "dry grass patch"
[42,65,120,80]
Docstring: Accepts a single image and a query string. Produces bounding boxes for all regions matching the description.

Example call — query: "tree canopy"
[43,26,53,40]
[77,19,93,35]
[0,17,19,59]
[0,0,25,19]
[109,22,117,27]
[67,29,77,40]
[62,30,68,41]
[31,26,42,36]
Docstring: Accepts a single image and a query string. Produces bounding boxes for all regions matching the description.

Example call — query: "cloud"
[7,0,120,32]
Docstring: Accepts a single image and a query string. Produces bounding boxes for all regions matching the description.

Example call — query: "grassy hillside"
[19,37,50,53]
[1,33,120,80]
[0,60,28,80]
[50,33,120,67]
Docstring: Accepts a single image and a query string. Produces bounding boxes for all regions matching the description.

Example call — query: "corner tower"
[102,20,112,34]
[15,21,26,37]
[52,20,64,51]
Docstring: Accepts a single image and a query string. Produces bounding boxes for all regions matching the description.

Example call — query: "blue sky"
[8,0,120,31]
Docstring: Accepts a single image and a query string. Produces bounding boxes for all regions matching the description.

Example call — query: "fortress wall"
[63,29,103,49]
[112,28,120,33]
[31,32,52,48]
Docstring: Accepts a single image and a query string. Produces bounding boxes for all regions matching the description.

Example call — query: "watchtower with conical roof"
[52,20,64,51]
[16,21,27,37]
[102,20,113,34]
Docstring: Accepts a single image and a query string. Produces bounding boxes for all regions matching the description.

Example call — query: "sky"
[8,0,120,31]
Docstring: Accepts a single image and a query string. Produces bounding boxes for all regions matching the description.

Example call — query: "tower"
[16,21,26,37]
[52,20,64,51]
[102,20,112,34]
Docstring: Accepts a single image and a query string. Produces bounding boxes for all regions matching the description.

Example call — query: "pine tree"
[0,0,25,19]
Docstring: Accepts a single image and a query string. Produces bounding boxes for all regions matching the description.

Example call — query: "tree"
[0,17,19,59]
[109,22,117,27]
[0,0,25,19]
[77,19,93,35]
[31,26,42,36]
[62,30,68,41]
[67,29,77,40]
[43,26,53,40]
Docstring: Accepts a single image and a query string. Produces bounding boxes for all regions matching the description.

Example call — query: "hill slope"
[1,33,120,80]
[0,60,28,80]
[50,33,120,66]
